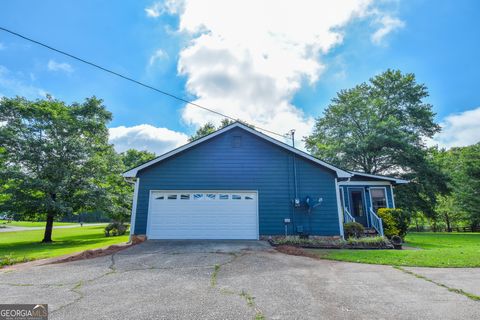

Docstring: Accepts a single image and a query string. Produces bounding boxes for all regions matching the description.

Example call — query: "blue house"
[123,122,407,240]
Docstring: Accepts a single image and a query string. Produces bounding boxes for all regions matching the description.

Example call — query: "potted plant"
[390,235,402,250]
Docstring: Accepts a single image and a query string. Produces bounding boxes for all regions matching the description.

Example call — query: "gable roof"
[348,171,409,184]
[123,122,352,178]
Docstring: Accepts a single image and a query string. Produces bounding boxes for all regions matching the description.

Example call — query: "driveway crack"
[394,266,480,301]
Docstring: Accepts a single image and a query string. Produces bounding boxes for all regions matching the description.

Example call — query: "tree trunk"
[445,213,451,232]
[42,212,54,243]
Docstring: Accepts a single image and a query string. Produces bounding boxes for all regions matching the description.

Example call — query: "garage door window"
[193,193,204,200]
[167,194,177,200]
[219,194,229,200]
[180,194,190,200]
[232,194,241,200]
[245,195,254,200]
[206,194,216,200]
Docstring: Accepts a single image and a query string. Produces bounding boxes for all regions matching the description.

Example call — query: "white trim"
[339,186,345,210]
[123,122,352,178]
[339,181,392,186]
[349,171,408,184]
[390,186,396,208]
[335,179,344,238]
[368,186,389,212]
[129,178,140,236]
[146,189,259,240]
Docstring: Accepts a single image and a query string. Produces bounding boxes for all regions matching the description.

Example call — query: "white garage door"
[147,191,258,239]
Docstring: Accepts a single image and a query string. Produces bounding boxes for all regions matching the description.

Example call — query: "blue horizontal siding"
[134,127,341,236]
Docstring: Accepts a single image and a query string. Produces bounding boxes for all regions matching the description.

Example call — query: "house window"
[167,194,177,200]
[371,188,387,212]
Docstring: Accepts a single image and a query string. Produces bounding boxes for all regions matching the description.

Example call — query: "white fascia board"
[123,122,352,178]
[338,181,392,186]
[349,171,408,184]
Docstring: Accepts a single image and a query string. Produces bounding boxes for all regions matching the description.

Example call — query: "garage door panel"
[147,191,258,239]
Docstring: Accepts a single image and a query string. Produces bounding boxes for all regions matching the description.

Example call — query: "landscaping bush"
[268,235,393,249]
[378,208,410,238]
[343,222,365,238]
[346,236,393,249]
[104,222,128,237]
[377,209,400,238]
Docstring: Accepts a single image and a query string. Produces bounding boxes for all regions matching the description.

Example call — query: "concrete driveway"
[1,241,479,320]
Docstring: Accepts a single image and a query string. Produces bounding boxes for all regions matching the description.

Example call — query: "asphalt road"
[1,240,479,320]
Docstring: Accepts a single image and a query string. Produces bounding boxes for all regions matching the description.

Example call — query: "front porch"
[338,172,408,237]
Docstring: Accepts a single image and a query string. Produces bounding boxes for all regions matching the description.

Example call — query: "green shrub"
[378,208,410,238]
[346,236,387,245]
[343,222,365,238]
[377,209,400,238]
[104,222,128,237]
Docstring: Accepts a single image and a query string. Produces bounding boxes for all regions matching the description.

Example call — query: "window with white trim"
[371,188,387,212]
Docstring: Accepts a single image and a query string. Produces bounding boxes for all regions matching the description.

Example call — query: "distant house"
[123,122,407,240]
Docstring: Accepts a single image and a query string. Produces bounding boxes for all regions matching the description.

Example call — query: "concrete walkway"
[1,241,478,320]
[0,223,106,233]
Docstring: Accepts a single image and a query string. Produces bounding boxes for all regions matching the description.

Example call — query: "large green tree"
[305,69,448,214]
[120,149,156,170]
[0,96,122,242]
[432,144,480,229]
[188,119,234,141]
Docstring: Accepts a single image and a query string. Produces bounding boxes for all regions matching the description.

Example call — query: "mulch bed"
[274,245,320,259]
[50,243,135,264]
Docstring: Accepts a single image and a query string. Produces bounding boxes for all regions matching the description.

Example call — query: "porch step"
[363,228,378,236]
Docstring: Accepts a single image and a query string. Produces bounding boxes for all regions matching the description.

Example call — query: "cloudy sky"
[0,0,479,154]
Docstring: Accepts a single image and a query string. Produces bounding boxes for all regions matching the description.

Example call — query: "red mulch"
[50,242,138,264]
[275,245,320,260]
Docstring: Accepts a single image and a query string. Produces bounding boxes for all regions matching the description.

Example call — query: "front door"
[349,189,367,227]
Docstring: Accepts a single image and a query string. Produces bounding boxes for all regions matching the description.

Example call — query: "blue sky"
[1,0,479,153]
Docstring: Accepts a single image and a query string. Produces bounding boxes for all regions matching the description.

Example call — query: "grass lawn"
[0,220,78,228]
[307,232,480,267]
[0,225,129,266]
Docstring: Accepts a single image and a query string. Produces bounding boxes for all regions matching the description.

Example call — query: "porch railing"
[344,208,356,224]
[368,208,384,237]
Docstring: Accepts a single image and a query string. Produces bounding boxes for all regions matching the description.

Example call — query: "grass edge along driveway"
[307,232,480,268]
[0,225,129,266]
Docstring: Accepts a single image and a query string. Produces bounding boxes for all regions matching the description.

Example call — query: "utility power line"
[0,26,291,139]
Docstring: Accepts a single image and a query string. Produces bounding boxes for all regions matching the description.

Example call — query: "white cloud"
[109,124,189,154]
[151,0,402,147]
[428,107,480,149]
[47,59,74,73]
[145,0,180,18]
[149,49,169,66]
[371,14,405,44]
[0,65,48,98]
